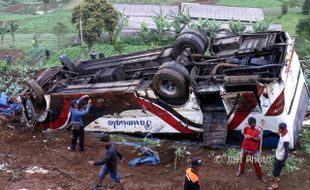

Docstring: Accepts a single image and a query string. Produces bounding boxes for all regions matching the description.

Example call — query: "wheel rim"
[159,79,177,96]
[25,99,34,119]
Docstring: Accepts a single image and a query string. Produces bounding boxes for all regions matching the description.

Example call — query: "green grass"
[0,11,35,21]
[216,0,282,8]
[266,13,307,35]
[17,10,75,33]
[2,33,76,49]
[44,43,159,67]
[0,10,75,33]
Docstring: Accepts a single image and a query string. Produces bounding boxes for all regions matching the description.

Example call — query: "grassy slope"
[216,0,281,7]
[266,13,306,35]
[2,33,76,49]
[0,10,75,33]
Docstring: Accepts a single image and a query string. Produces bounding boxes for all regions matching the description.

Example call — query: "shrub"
[0,60,9,72]
[302,0,310,15]
[296,16,310,40]
[299,128,310,154]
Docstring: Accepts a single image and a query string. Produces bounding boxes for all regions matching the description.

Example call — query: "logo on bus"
[107,119,152,130]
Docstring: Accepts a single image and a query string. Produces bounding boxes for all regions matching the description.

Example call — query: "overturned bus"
[21,30,309,148]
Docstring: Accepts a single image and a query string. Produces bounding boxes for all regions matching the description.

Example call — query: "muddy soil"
[0,125,310,190]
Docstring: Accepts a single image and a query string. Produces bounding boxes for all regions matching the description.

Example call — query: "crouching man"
[267,123,290,190]
[88,134,128,190]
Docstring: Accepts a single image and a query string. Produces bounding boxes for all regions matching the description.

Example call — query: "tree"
[302,0,310,15]
[8,21,18,47]
[41,0,50,11]
[52,22,68,49]
[112,12,128,54]
[278,0,303,15]
[0,22,9,48]
[71,0,119,48]
[296,16,310,40]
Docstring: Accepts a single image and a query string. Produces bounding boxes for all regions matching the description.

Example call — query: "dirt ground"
[1,124,310,190]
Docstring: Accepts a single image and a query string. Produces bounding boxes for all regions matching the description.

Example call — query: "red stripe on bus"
[138,98,196,134]
[42,99,70,129]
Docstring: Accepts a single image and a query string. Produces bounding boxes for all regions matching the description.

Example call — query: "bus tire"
[60,55,75,72]
[180,29,209,48]
[27,79,45,107]
[173,32,207,57]
[152,68,188,99]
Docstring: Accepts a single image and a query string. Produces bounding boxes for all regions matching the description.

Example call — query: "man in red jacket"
[236,117,267,182]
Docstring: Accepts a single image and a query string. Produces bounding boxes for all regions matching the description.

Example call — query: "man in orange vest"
[184,157,204,190]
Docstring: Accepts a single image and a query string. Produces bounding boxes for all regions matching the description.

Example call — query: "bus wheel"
[152,68,188,99]
[160,61,191,83]
[27,79,45,107]
[180,29,209,48]
[60,55,75,72]
[173,30,208,57]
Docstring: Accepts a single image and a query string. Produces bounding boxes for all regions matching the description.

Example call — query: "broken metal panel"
[221,91,262,116]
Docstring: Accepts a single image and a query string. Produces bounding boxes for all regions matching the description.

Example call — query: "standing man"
[70,94,91,152]
[88,134,128,190]
[236,117,267,182]
[267,123,290,190]
[184,157,204,190]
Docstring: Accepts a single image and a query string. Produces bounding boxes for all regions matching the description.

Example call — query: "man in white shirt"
[267,123,290,190]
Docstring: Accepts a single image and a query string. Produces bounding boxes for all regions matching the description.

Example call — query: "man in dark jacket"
[184,157,204,190]
[70,95,91,151]
[88,134,128,190]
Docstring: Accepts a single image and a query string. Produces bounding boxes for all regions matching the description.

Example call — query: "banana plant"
[151,9,170,43]
[170,8,191,37]
[140,21,150,44]
[227,19,246,36]
[206,20,222,39]
[252,19,272,32]
[190,17,208,33]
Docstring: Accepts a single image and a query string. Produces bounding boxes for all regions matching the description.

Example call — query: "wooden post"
[259,119,264,156]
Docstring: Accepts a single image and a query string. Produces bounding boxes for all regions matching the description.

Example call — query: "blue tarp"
[129,146,160,167]
[0,93,9,106]
[0,93,21,116]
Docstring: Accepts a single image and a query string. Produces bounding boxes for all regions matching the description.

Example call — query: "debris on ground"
[24,166,49,175]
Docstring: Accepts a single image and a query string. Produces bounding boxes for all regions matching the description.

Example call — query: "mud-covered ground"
[1,125,310,190]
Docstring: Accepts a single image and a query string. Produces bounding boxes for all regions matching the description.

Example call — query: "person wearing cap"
[236,117,267,182]
[88,134,128,190]
[267,123,290,190]
[69,94,91,152]
[184,157,204,190]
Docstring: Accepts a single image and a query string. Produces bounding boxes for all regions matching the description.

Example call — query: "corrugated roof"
[113,4,178,17]
[181,3,264,22]
[112,3,268,32]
